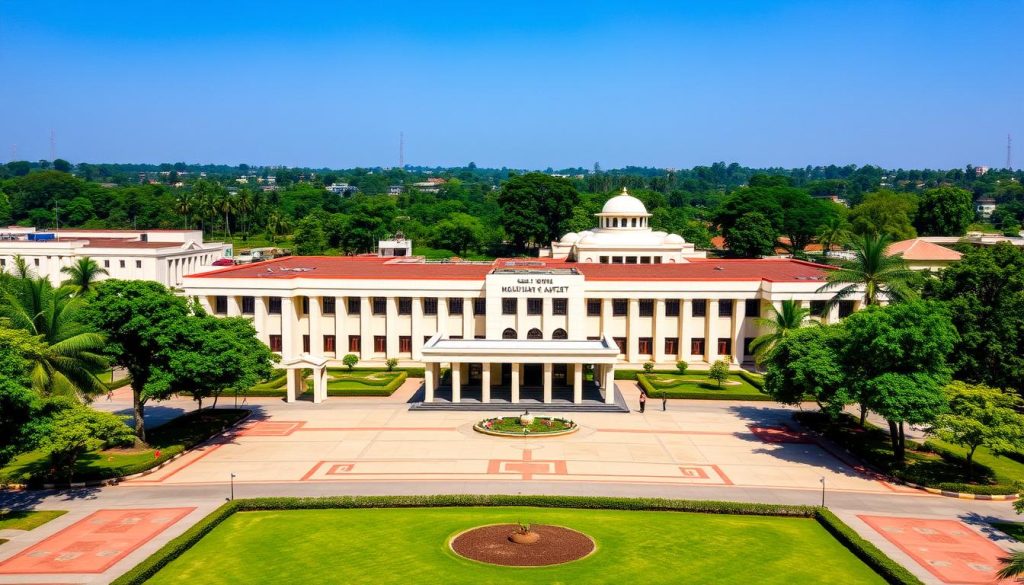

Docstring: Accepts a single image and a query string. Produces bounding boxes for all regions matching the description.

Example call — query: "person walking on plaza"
[639,390,647,413]
[661,392,667,411]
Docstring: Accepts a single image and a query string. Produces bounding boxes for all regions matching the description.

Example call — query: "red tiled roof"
[886,238,963,261]
[190,255,831,282]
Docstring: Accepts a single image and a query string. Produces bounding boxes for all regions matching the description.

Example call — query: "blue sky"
[0,1,1020,169]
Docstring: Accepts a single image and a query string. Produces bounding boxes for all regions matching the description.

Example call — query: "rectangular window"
[743,337,755,356]
[587,299,601,316]
[120,260,126,268]
[372,297,387,315]
[612,298,628,316]
[527,298,543,315]
[473,298,486,315]
[323,297,336,315]
[719,300,733,317]
[692,299,707,317]
[552,298,567,316]
[717,338,732,356]
[665,299,680,317]
[399,336,412,353]
[612,256,623,264]
[638,337,653,354]
[348,335,360,352]
[347,297,361,315]
[103,259,109,268]
[242,296,255,314]
[599,256,609,264]
[665,337,679,355]
[373,335,386,352]
[269,297,282,314]
[639,299,654,317]
[398,297,412,315]
[269,335,282,352]
[135,260,142,269]
[640,256,651,264]
[214,296,227,314]
[301,297,309,314]
[423,297,438,315]
[302,335,310,353]
[653,256,662,264]
[613,337,626,354]
[745,299,761,318]
[839,300,855,318]
[448,297,464,314]
[810,300,827,317]
[625,256,638,264]
[691,337,706,355]
[502,298,517,315]
[324,335,336,352]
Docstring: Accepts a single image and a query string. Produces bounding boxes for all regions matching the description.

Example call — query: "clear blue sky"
[1,1,1020,170]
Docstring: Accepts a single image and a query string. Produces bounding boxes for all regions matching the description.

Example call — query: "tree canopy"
[497,172,579,251]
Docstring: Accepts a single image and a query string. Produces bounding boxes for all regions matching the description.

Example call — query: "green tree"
[52,158,72,173]
[497,173,579,251]
[847,190,917,240]
[430,213,483,255]
[764,325,849,417]
[933,382,1024,477]
[36,398,134,480]
[343,354,359,370]
[60,257,108,295]
[914,187,974,236]
[748,299,817,365]
[385,357,398,372]
[0,327,44,466]
[817,234,917,308]
[724,211,776,257]
[675,361,688,375]
[838,301,957,462]
[292,215,328,255]
[923,243,1024,392]
[817,216,851,257]
[708,360,730,388]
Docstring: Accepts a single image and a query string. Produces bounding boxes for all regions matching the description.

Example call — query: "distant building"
[327,183,359,196]
[411,178,446,194]
[886,238,962,272]
[0,227,230,288]
[378,234,412,257]
[388,185,404,195]
[975,166,990,176]
[976,197,997,218]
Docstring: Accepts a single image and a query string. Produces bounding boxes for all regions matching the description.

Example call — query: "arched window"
[502,328,517,339]
[612,218,618,227]
[552,328,568,339]
[527,328,543,340]
[631,218,637,227]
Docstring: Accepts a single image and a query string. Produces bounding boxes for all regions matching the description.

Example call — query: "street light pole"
[230,473,236,501]
[819,476,826,507]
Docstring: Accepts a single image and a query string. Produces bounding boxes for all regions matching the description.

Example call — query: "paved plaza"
[1,380,1023,584]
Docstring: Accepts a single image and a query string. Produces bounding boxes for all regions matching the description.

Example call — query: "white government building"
[183,190,862,406]
[0,227,231,288]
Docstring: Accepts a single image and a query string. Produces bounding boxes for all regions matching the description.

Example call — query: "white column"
[309,296,323,355]
[573,363,583,404]
[679,299,691,362]
[282,296,300,358]
[600,298,613,336]
[285,369,297,403]
[226,295,241,317]
[653,298,665,363]
[411,297,423,360]
[541,296,553,337]
[198,295,213,313]
[451,362,461,403]
[424,363,435,402]
[542,362,553,403]
[312,367,325,404]
[334,296,346,358]
[481,363,491,403]
[731,298,746,365]
[603,365,615,404]
[386,297,399,357]
[626,298,639,363]
[511,363,520,403]
[254,296,268,344]
[359,296,370,359]
[827,303,841,324]
[705,299,718,364]
[438,296,449,337]
[462,297,473,339]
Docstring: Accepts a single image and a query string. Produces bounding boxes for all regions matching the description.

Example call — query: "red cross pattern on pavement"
[487,449,568,480]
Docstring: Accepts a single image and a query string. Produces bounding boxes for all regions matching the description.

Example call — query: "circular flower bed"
[473,415,579,437]
[450,524,596,566]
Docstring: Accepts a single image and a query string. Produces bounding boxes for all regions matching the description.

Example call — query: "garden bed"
[474,416,579,437]
[637,373,770,400]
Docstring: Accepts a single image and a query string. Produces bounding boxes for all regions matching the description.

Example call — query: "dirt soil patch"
[450,524,595,566]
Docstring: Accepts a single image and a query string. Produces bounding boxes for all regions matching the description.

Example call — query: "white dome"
[560,232,580,244]
[600,188,649,216]
[664,234,684,244]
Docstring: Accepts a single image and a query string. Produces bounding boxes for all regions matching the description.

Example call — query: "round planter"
[509,530,541,544]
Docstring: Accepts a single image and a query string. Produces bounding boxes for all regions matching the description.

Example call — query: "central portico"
[419,334,621,407]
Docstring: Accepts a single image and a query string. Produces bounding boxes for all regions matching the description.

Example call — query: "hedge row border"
[636,373,771,401]
[110,495,922,585]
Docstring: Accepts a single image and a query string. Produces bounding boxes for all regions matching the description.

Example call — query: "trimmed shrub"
[736,369,765,390]
[815,509,924,584]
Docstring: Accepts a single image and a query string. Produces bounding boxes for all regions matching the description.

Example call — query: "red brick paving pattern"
[0,508,194,574]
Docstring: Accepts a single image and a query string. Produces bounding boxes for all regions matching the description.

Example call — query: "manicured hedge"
[736,369,765,390]
[111,495,919,585]
[104,376,133,391]
[637,373,772,401]
[327,366,425,377]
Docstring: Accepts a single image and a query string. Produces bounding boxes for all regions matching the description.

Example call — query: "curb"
[899,481,1019,501]
[1,410,253,492]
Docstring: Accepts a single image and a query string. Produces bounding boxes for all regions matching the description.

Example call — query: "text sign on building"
[487,270,580,298]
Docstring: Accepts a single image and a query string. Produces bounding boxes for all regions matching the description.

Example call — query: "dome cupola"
[595,188,651,229]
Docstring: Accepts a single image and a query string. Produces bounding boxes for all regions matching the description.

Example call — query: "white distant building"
[0,227,231,288]
[327,183,359,195]
[388,185,404,195]
[378,234,412,257]
[976,197,997,218]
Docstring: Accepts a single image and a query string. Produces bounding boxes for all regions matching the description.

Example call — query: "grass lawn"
[638,372,768,400]
[992,522,1024,542]
[145,507,885,585]
[0,409,247,485]
[924,440,1024,486]
[246,369,410,397]
[0,510,66,531]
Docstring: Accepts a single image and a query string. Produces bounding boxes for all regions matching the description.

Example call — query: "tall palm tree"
[998,551,1024,581]
[176,192,195,230]
[0,277,108,400]
[816,233,917,309]
[60,257,108,295]
[748,299,817,366]
[266,212,291,244]
[817,217,851,258]
[236,188,253,240]
[10,255,33,279]
[217,189,235,239]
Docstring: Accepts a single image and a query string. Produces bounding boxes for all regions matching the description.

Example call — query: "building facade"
[183,192,862,406]
[0,227,230,288]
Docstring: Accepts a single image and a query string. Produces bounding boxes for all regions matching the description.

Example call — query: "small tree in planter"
[708,360,730,388]
[342,354,359,371]
[676,361,688,375]
[642,361,655,374]
[385,358,398,372]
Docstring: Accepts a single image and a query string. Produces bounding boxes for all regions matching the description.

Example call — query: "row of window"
[584,298,761,318]
[607,336,747,356]
[269,334,459,354]
[0,257,143,269]
[598,255,664,264]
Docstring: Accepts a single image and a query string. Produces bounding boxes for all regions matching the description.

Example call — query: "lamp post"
[230,473,236,501]
[819,476,826,507]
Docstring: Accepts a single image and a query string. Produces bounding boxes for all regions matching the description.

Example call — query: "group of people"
[637,389,666,413]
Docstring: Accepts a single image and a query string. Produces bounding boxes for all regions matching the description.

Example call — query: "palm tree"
[748,299,817,366]
[10,255,33,279]
[217,189,235,239]
[266,212,291,244]
[176,192,195,230]
[60,257,108,295]
[0,277,108,400]
[998,551,1024,581]
[816,233,917,309]
[236,188,253,240]
[817,217,851,258]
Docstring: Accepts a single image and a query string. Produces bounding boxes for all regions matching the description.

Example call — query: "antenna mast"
[1008,134,1014,171]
